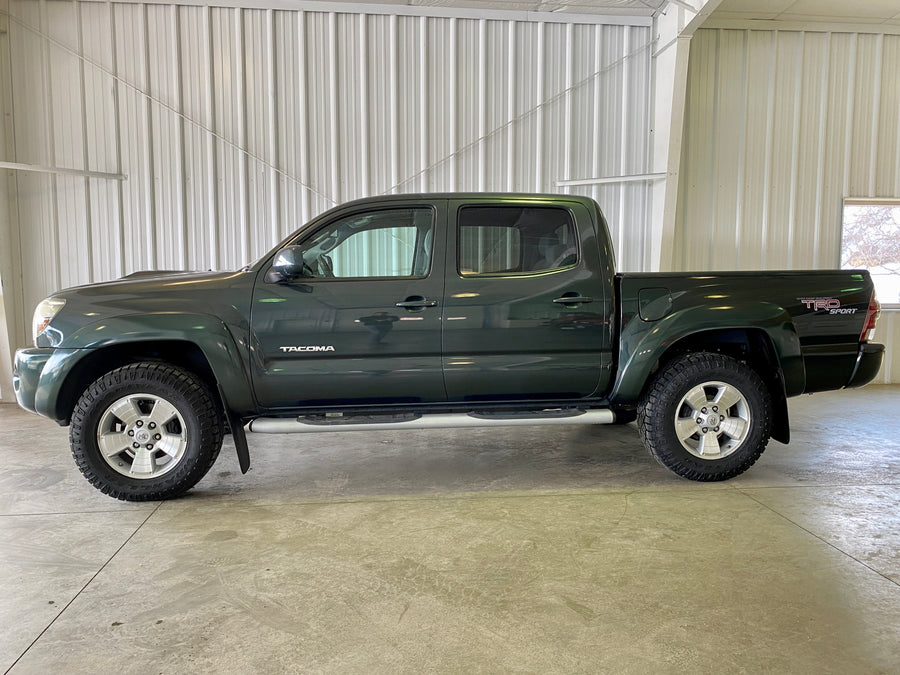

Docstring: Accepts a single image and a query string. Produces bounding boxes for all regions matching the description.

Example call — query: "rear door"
[442,198,609,402]
[250,201,447,409]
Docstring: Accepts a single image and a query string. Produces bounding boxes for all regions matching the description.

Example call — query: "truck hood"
[64,269,244,292]
[40,269,257,349]
[119,269,215,281]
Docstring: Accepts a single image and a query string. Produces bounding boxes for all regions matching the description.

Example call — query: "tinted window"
[458,206,577,276]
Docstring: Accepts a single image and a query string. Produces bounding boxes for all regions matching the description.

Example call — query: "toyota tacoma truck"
[13,193,884,500]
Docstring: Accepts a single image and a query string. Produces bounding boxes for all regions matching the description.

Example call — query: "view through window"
[841,199,900,306]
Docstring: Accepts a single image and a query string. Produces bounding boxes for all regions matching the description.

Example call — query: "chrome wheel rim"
[97,393,188,478]
[674,381,751,460]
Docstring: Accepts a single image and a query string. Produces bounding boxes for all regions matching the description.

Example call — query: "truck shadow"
[187,423,692,503]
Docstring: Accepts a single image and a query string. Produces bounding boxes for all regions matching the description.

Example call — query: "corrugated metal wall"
[675,27,900,383]
[3,0,653,350]
[873,312,900,384]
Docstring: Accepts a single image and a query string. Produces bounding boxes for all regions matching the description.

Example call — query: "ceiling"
[710,0,900,26]
[307,0,900,25]
[301,0,670,18]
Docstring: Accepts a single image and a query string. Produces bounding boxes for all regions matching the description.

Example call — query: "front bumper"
[845,342,885,389]
[14,347,85,422]
[13,348,55,413]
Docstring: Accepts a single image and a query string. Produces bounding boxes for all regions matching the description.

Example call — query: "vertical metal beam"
[659,34,692,272]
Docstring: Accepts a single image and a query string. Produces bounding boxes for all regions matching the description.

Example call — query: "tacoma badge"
[279,345,336,352]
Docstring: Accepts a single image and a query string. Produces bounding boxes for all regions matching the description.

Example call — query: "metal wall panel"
[4,0,653,342]
[876,312,900,384]
[676,27,900,382]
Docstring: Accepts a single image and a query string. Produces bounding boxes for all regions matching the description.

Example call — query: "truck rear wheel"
[70,363,224,501]
[637,352,771,481]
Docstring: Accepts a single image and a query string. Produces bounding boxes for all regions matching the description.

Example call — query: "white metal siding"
[675,27,900,383]
[4,0,653,350]
[872,311,900,384]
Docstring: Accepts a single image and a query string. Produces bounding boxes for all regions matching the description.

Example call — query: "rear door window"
[458,206,578,276]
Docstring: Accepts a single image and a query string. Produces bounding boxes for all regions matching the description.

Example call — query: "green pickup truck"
[13,193,884,500]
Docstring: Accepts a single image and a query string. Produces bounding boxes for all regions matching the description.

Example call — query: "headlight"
[33,297,66,344]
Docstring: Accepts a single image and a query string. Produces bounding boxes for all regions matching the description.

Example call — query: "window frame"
[284,205,436,282]
[456,204,580,279]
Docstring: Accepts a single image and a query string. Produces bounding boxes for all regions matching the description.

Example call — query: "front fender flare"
[60,313,256,416]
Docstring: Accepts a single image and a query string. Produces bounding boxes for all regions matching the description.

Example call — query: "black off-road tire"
[70,362,224,501]
[637,352,772,481]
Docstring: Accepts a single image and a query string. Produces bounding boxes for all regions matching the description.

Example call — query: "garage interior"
[1,0,899,671]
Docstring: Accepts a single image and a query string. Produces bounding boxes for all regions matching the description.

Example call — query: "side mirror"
[266,245,306,283]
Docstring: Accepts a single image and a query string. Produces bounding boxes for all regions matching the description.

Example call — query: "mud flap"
[218,385,251,474]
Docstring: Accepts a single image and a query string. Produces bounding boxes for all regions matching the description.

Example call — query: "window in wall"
[841,199,900,306]
[458,206,578,276]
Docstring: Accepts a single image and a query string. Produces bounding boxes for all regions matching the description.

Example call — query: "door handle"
[553,295,594,305]
[396,296,438,309]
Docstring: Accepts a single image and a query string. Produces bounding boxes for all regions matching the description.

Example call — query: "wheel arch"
[54,340,219,424]
[642,329,790,444]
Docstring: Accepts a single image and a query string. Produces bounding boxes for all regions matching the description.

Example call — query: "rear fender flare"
[611,303,804,405]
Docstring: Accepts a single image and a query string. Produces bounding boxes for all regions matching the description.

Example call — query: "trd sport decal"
[279,345,336,352]
[798,298,858,315]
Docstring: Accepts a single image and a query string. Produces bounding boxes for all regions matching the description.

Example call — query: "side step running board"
[247,409,616,434]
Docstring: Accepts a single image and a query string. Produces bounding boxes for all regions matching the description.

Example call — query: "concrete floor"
[1,386,899,674]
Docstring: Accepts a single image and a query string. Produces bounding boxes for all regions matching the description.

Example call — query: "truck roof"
[332,192,600,208]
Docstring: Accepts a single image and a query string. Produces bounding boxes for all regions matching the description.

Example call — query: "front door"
[250,203,446,409]
[442,199,607,402]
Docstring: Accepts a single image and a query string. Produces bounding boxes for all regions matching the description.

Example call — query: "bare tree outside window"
[841,200,900,306]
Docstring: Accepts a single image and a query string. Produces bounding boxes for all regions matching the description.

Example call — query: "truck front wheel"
[637,353,772,481]
[70,363,224,501]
